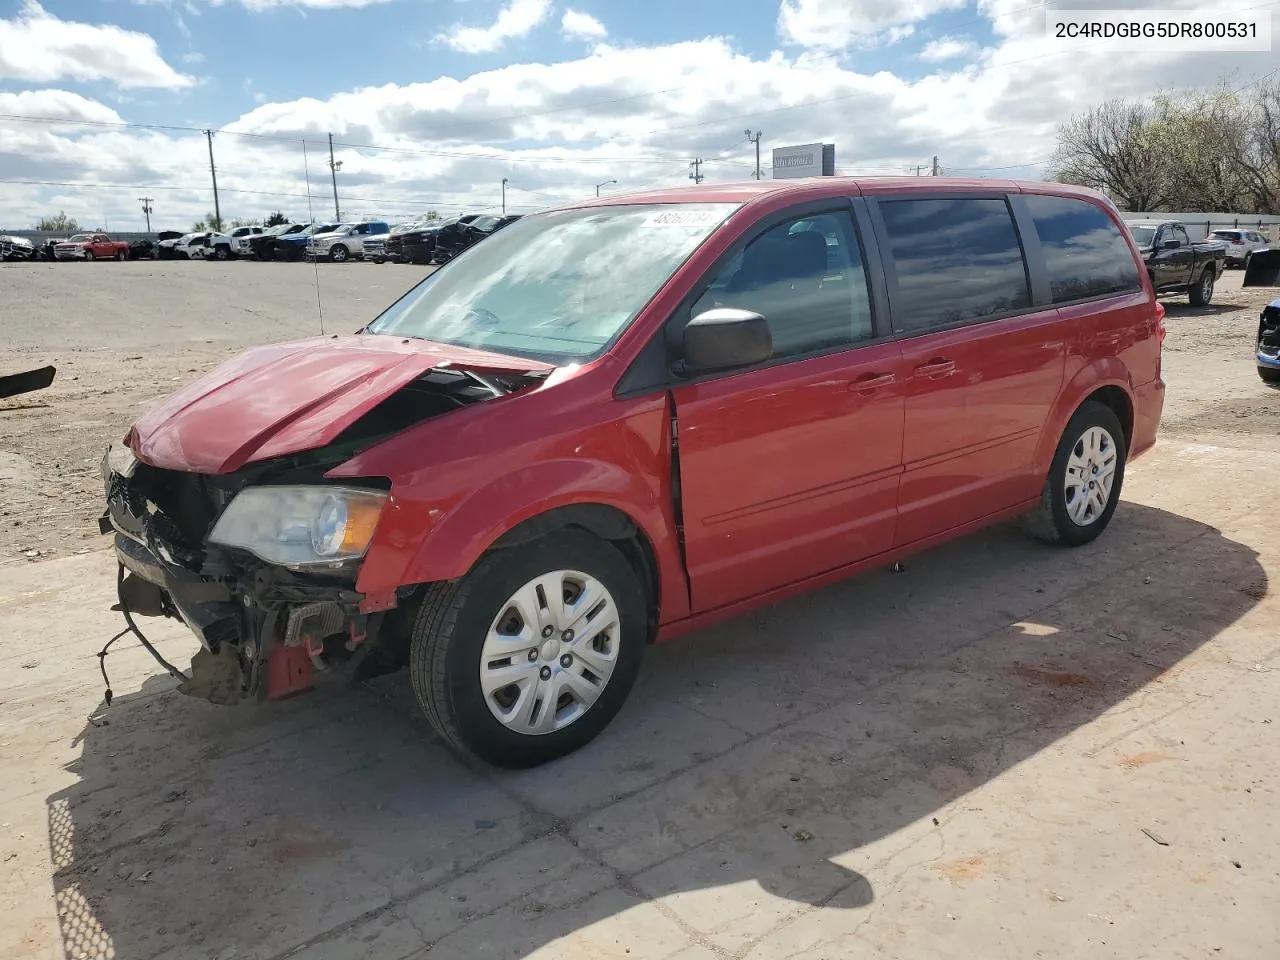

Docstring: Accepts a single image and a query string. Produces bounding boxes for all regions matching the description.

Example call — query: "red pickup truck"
[53,232,130,261]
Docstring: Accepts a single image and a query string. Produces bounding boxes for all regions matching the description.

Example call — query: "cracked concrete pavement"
[1,264,1278,959]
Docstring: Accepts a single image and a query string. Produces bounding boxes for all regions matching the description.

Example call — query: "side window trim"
[1007,194,1052,308]
[866,191,1035,339]
[614,196,881,398]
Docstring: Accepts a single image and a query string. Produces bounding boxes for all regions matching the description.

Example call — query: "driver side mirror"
[677,308,772,377]
[1162,238,1182,249]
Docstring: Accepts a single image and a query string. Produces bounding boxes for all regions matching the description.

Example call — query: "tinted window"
[1172,225,1190,246]
[879,197,1029,331]
[690,210,874,360]
[1024,194,1143,304]
[1212,230,1242,241]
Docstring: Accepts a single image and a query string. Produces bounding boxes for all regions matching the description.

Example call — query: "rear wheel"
[1189,267,1214,306]
[1022,401,1127,547]
[115,250,126,262]
[409,529,646,768]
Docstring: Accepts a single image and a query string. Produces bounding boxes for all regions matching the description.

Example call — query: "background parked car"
[155,230,187,259]
[275,223,342,261]
[172,232,215,260]
[387,218,451,264]
[1127,219,1226,305]
[305,220,391,262]
[434,213,523,261]
[1208,228,1270,268]
[364,220,422,264]
[53,233,131,261]
[0,234,36,261]
[246,222,308,261]
[428,214,485,263]
[207,225,265,260]
[128,238,157,260]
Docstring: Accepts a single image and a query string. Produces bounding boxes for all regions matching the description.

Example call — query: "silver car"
[1208,228,1270,268]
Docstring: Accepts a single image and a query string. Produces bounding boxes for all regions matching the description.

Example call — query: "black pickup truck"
[1126,219,1226,306]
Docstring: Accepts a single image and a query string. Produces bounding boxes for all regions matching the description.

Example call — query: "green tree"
[230,217,261,228]
[264,210,290,227]
[35,211,79,232]
[191,212,225,232]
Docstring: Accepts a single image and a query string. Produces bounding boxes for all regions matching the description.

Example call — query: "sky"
[0,0,1276,232]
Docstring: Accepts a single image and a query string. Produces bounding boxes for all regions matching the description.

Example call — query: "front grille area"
[107,464,223,569]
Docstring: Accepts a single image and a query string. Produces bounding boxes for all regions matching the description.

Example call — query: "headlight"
[208,485,388,568]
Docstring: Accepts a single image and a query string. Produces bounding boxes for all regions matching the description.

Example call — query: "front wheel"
[409,529,646,768]
[1259,365,1280,387]
[1189,267,1214,306]
[1022,401,1127,547]
[328,245,349,263]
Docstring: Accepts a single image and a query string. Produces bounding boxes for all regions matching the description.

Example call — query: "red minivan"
[101,177,1165,767]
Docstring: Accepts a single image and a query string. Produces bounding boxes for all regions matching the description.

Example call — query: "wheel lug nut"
[541,625,554,638]
[528,649,538,662]
[539,666,551,681]
[562,629,574,642]
[560,654,572,668]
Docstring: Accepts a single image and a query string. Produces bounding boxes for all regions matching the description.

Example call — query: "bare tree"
[1050,98,1171,210]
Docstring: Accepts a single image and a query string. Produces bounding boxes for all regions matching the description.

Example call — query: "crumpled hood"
[125,334,553,475]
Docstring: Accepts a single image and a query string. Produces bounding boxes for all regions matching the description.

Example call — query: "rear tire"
[409,529,646,769]
[1021,401,1127,547]
[1188,267,1214,306]
[1259,365,1280,386]
[115,250,126,261]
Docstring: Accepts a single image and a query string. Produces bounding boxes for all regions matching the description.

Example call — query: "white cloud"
[0,1,195,89]
[1,1,1274,233]
[561,9,607,42]
[182,51,206,63]
[439,0,554,54]
[0,89,125,127]
[919,36,978,61]
[779,0,967,49]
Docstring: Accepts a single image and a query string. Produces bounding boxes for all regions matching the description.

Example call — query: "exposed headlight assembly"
[208,485,388,568]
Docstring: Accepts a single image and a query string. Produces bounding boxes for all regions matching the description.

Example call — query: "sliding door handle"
[913,358,956,379]
[850,372,896,393]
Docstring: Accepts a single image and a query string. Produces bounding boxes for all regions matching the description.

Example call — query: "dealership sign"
[771,143,836,179]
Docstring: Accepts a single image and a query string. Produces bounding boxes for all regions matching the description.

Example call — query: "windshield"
[69,234,94,242]
[1210,230,1242,241]
[366,202,739,363]
[1128,226,1156,246]
[471,216,500,230]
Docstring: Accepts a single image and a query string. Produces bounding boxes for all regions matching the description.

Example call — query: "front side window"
[690,210,874,359]
[1173,225,1190,246]
[366,203,739,363]
[1024,194,1142,303]
[879,197,1030,332]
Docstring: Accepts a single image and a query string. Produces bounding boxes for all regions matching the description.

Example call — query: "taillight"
[1156,301,1167,344]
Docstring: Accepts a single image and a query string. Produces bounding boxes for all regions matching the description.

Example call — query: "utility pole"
[138,196,153,232]
[916,165,923,176]
[931,155,940,176]
[688,158,704,184]
[327,133,342,221]
[205,130,221,227]
[595,179,616,197]
[502,178,508,215]
[744,130,762,180]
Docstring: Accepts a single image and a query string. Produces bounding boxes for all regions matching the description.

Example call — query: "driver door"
[669,204,907,613]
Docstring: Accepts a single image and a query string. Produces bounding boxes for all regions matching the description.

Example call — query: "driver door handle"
[914,358,956,379]
[850,372,896,393]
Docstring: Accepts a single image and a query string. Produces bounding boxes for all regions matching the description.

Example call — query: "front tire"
[328,244,349,263]
[409,529,646,768]
[1022,401,1127,547]
[1189,267,1214,306]
[1259,365,1280,386]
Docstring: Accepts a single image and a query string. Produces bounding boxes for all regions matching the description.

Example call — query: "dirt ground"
[1,262,1278,960]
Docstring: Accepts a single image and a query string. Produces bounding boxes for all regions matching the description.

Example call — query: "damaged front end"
[99,362,546,705]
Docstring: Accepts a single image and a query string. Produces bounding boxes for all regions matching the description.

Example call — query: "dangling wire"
[96,563,189,706]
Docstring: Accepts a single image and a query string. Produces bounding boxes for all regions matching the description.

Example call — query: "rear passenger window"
[878,197,1030,332]
[691,210,874,360]
[1024,195,1143,304]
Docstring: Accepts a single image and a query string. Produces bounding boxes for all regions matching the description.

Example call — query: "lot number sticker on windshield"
[645,209,724,228]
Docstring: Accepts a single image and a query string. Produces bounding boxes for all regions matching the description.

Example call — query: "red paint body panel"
[671,342,906,611]
[125,334,552,474]
[121,177,1165,649]
[895,307,1066,546]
